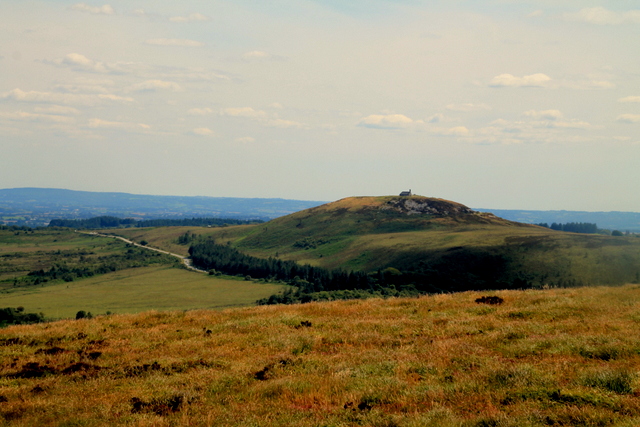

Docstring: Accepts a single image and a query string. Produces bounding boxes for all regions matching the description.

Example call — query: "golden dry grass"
[2,285,640,426]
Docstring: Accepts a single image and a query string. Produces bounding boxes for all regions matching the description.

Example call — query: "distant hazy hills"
[475,208,640,232]
[1,188,639,231]
[0,188,325,226]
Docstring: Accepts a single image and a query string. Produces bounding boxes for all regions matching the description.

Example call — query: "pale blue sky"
[1,1,639,210]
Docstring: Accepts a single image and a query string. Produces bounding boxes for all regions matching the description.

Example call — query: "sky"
[1,1,639,211]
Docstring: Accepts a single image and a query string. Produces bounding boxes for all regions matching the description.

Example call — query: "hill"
[1,285,640,425]
[178,195,640,292]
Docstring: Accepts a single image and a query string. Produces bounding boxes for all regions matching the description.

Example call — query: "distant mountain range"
[475,209,640,232]
[1,188,639,231]
[0,188,325,227]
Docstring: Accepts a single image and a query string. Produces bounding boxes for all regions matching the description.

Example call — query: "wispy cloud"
[523,110,563,120]
[170,13,210,23]
[265,119,304,129]
[446,103,491,112]
[0,111,75,124]
[34,105,81,115]
[128,80,181,92]
[617,114,640,123]
[145,39,204,47]
[87,118,150,130]
[431,126,470,137]
[47,53,134,74]
[70,3,115,15]
[192,127,214,136]
[241,51,285,61]
[489,73,552,88]
[1,88,134,106]
[221,107,267,118]
[619,96,640,103]
[565,7,640,25]
[235,137,255,143]
[358,114,418,129]
[188,108,214,116]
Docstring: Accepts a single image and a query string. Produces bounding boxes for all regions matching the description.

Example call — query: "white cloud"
[97,94,134,103]
[236,137,255,143]
[446,103,491,112]
[432,126,470,137]
[188,108,214,115]
[145,39,204,47]
[565,7,640,25]
[524,110,563,120]
[358,114,417,129]
[1,88,133,106]
[192,127,214,136]
[550,120,593,129]
[129,80,181,92]
[527,10,544,18]
[619,96,640,103]
[617,114,640,123]
[0,111,75,123]
[70,3,115,15]
[265,119,304,129]
[88,118,150,130]
[270,103,284,109]
[49,53,132,74]
[54,84,110,94]
[170,13,210,23]
[490,73,552,88]
[34,105,81,115]
[220,107,267,118]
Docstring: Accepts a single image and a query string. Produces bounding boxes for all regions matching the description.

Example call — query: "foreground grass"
[0,266,288,319]
[2,285,640,426]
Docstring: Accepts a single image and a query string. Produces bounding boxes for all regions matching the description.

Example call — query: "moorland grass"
[1,285,640,426]
[0,266,289,319]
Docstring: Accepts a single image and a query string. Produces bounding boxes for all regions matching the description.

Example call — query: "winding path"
[78,231,208,273]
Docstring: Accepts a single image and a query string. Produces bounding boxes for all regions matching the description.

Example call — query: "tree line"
[188,238,537,305]
[48,216,263,229]
[18,246,177,287]
[0,307,45,327]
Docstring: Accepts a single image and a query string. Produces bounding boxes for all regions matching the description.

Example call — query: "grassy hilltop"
[2,285,640,426]
[119,195,640,291]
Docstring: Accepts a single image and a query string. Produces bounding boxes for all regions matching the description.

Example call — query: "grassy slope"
[0,266,288,319]
[0,228,288,318]
[114,197,640,287]
[2,285,640,426]
[0,229,128,282]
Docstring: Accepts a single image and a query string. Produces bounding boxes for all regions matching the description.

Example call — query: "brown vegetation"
[1,285,640,426]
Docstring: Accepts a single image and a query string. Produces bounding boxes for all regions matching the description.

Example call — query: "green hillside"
[192,195,640,290]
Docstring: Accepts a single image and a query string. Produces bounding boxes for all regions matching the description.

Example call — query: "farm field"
[0,228,288,319]
[1,285,640,425]
[0,266,288,319]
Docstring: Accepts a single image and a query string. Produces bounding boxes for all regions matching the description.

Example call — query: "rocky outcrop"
[381,197,475,216]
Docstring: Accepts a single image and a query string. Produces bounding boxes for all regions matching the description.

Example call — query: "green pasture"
[0,266,289,319]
